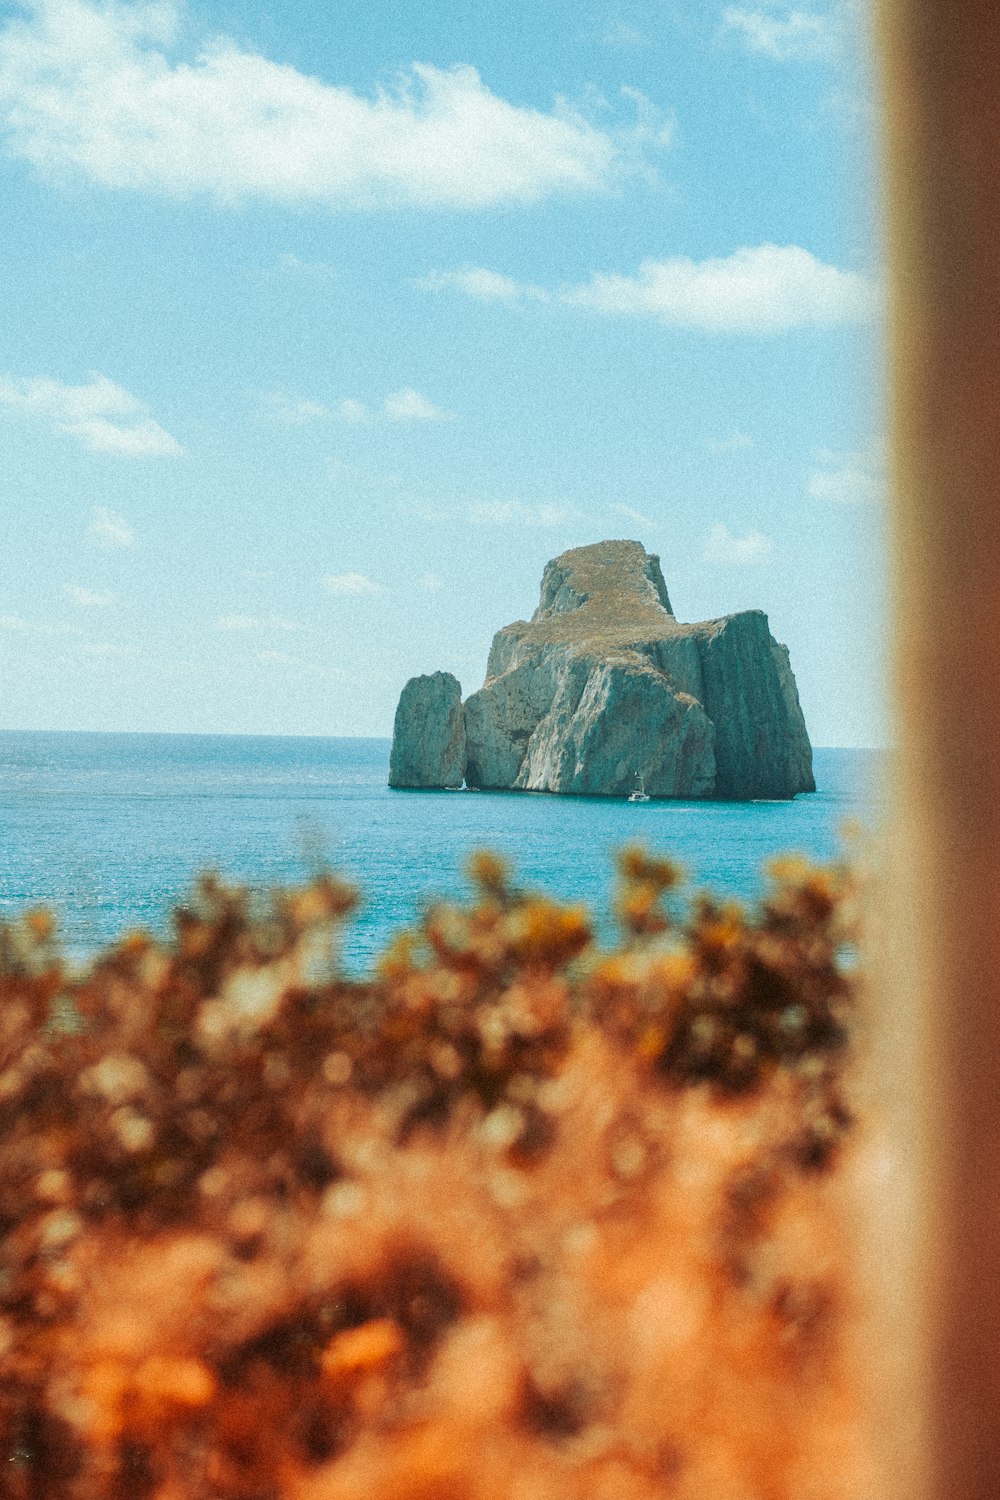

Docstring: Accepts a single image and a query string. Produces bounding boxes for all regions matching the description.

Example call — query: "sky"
[0,0,886,746]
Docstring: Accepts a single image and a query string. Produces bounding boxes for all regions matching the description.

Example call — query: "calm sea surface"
[0,733,883,973]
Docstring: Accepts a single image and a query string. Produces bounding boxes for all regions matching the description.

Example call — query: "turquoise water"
[0,733,882,972]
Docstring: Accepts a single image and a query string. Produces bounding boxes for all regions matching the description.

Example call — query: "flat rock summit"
[389,540,814,800]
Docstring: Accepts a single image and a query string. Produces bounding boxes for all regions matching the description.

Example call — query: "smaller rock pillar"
[388,672,466,789]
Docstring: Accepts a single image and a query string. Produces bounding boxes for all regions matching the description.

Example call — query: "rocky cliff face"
[390,541,814,800]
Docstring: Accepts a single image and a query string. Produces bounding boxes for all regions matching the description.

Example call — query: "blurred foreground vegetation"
[0,849,867,1500]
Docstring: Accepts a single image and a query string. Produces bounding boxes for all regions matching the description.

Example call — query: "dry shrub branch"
[0,849,868,1499]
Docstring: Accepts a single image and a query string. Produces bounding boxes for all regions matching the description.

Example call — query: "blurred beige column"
[877,3,1000,1498]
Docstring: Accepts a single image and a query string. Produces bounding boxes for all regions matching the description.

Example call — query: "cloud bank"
[609,502,655,528]
[468,500,577,528]
[88,505,134,547]
[564,245,875,332]
[64,584,115,607]
[0,373,182,454]
[807,449,881,504]
[417,268,548,304]
[383,387,450,423]
[264,392,330,426]
[265,388,450,425]
[323,572,384,597]
[423,245,875,332]
[721,4,839,62]
[335,390,451,423]
[703,522,774,564]
[0,0,648,207]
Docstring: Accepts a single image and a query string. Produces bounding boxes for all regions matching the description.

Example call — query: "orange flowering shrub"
[0,850,868,1499]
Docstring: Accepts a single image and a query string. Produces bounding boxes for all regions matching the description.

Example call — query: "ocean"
[0,733,883,973]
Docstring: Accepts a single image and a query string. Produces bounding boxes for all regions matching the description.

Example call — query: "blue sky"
[0,0,885,745]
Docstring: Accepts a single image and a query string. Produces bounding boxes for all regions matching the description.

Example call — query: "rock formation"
[390,541,815,800]
[388,671,466,789]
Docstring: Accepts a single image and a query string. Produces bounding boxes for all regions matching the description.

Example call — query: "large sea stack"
[389,540,814,800]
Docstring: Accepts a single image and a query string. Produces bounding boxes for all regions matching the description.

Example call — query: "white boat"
[628,774,650,803]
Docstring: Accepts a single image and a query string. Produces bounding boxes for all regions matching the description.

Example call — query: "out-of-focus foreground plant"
[0,850,868,1500]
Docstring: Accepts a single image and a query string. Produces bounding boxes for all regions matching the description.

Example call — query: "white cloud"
[609,501,654,528]
[384,387,451,422]
[417,267,549,304]
[704,522,775,564]
[721,2,841,62]
[337,398,371,425]
[0,372,183,454]
[79,640,132,658]
[251,252,337,283]
[255,648,296,665]
[423,246,876,332]
[705,430,753,452]
[468,500,577,528]
[330,390,450,424]
[323,572,385,596]
[77,416,183,454]
[264,392,329,424]
[0,612,79,637]
[418,572,444,592]
[215,613,301,632]
[807,449,881,504]
[618,85,675,151]
[0,0,645,208]
[564,245,876,332]
[268,387,453,429]
[274,252,336,279]
[603,20,651,48]
[88,505,135,548]
[64,584,115,607]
